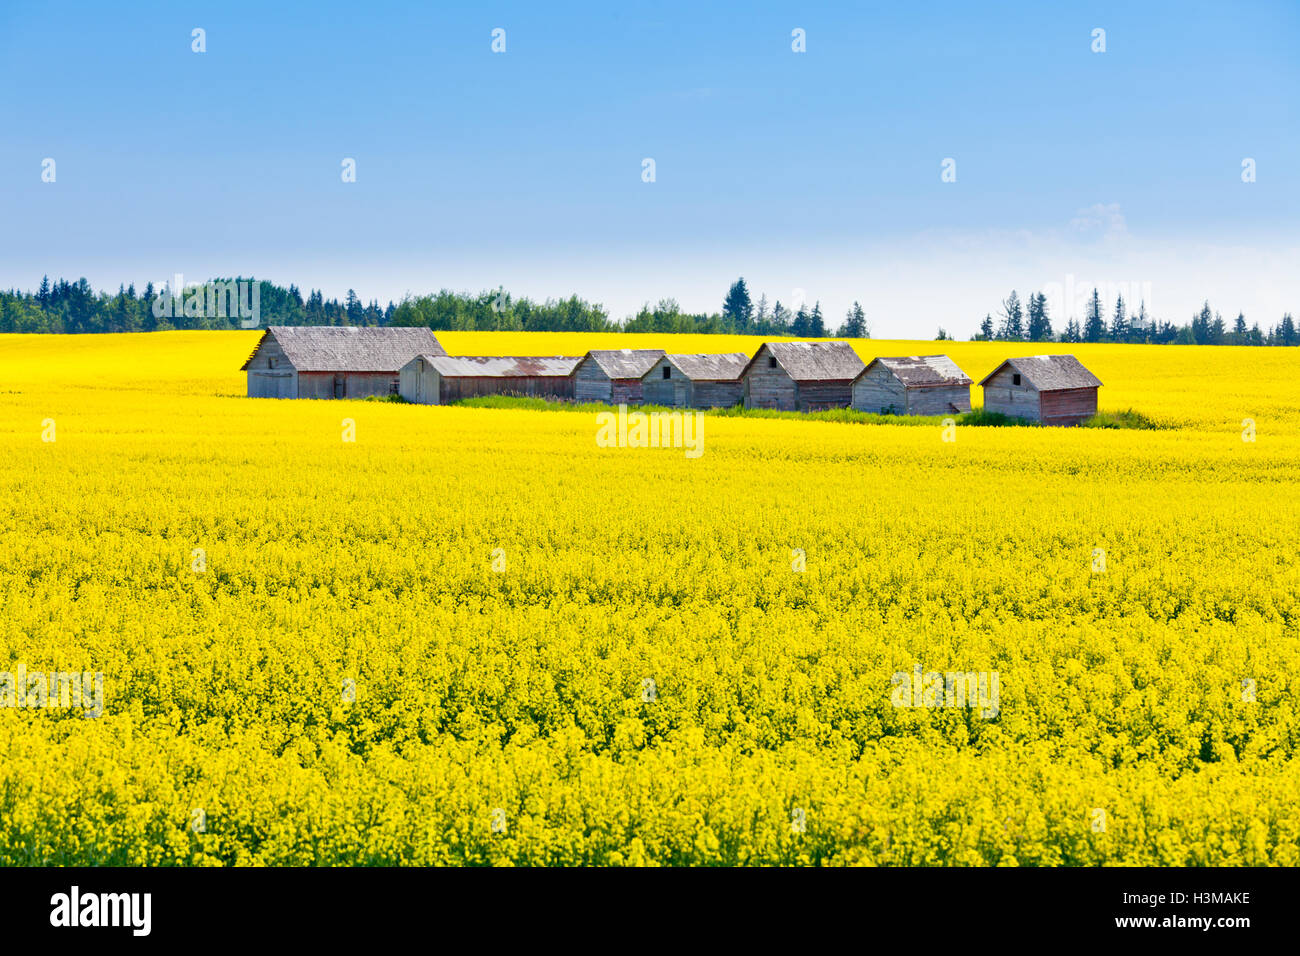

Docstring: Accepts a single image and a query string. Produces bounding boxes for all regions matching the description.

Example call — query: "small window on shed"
[1012,373,1021,386]
[768,356,777,369]
[268,357,276,370]
[389,379,399,395]
[662,366,671,379]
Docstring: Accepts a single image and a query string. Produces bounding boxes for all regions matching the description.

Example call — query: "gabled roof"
[742,341,865,382]
[241,326,446,372]
[411,354,582,378]
[579,349,666,379]
[656,353,750,381]
[860,355,972,388]
[977,354,1103,390]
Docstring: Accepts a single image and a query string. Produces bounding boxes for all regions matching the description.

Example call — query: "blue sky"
[1,0,1296,336]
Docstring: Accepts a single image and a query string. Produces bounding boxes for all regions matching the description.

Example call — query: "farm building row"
[242,327,1102,425]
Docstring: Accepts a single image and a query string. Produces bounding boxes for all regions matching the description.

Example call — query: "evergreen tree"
[1026,291,1052,341]
[839,301,867,338]
[1083,289,1105,342]
[1233,312,1247,341]
[998,290,1024,340]
[1279,313,1297,346]
[722,278,753,331]
[770,300,791,334]
[1063,316,1081,343]
[978,314,995,340]
[809,301,827,337]
[1209,311,1226,345]
[791,304,812,338]
[1110,294,1128,342]
[1134,301,1150,341]
[1191,302,1213,343]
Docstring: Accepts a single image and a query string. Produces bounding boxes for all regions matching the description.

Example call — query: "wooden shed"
[978,354,1102,425]
[399,354,581,405]
[242,326,446,399]
[852,355,973,416]
[572,349,666,404]
[641,353,749,408]
[740,341,865,411]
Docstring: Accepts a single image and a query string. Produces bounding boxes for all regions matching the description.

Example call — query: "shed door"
[333,375,345,399]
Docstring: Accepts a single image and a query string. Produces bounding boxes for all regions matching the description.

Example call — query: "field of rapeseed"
[1,331,1297,866]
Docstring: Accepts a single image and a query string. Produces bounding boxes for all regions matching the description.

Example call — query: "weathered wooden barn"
[978,354,1102,425]
[641,353,749,408]
[852,355,973,416]
[740,341,866,411]
[399,354,581,405]
[242,326,446,399]
[572,349,666,404]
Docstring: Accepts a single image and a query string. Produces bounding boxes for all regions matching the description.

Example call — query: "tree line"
[1,275,1293,346]
[972,288,1297,347]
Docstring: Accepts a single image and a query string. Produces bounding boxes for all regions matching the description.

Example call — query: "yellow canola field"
[0,331,1298,865]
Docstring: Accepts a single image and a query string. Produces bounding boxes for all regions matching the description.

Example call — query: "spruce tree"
[1110,294,1128,342]
[722,278,753,331]
[1083,289,1105,342]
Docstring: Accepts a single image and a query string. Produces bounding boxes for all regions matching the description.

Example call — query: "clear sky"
[1,0,1296,336]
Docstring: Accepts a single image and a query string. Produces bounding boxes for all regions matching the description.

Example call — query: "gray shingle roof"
[747,341,865,381]
[977,354,1103,390]
[658,353,750,381]
[581,349,666,379]
[414,355,582,378]
[242,326,446,372]
[864,355,972,387]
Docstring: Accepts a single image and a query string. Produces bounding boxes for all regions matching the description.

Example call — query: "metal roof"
[862,355,973,387]
[977,354,1103,390]
[744,341,865,381]
[241,326,446,372]
[657,352,750,381]
[413,354,583,378]
[580,349,666,379]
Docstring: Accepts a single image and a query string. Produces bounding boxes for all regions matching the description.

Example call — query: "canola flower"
[0,331,1297,866]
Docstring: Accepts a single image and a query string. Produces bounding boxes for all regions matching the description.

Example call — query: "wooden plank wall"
[852,366,907,413]
[692,381,743,408]
[297,371,398,400]
[573,363,612,403]
[1039,387,1097,425]
[743,350,797,409]
[609,379,646,405]
[439,375,575,403]
[981,367,1042,421]
[795,381,854,411]
[907,384,972,415]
